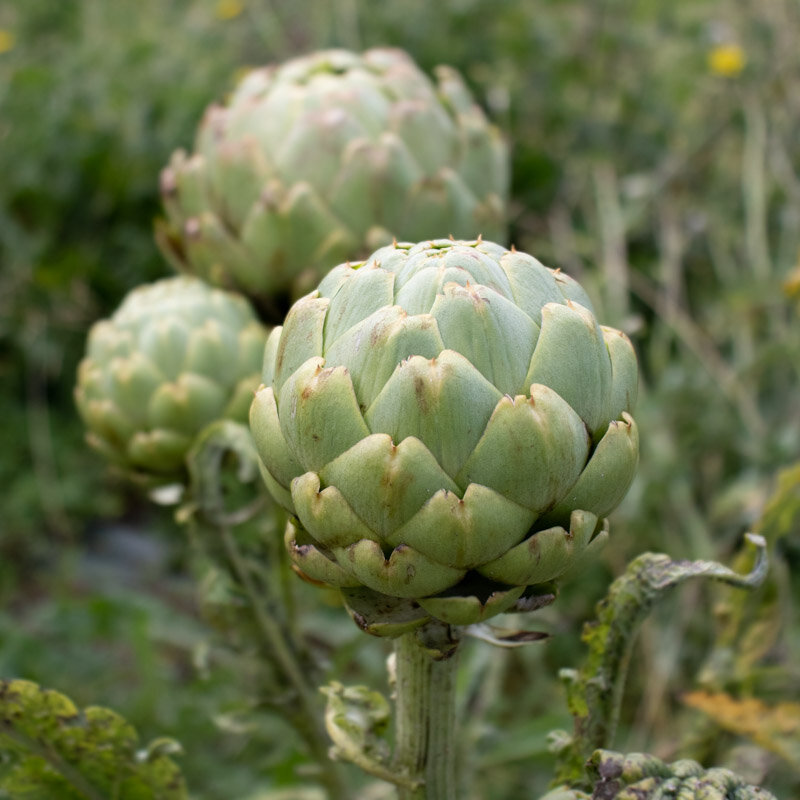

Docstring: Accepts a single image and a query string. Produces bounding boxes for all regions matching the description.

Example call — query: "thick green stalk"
[392,626,461,800]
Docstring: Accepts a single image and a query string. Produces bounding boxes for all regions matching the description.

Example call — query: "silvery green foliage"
[157,49,508,310]
[76,276,266,486]
[552,535,768,786]
[250,239,638,630]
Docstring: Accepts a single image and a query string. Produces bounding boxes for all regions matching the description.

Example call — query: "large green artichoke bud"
[249,239,638,631]
[76,276,266,487]
[156,49,508,316]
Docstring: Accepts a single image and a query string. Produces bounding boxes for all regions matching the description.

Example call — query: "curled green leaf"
[553,534,769,786]
[320,682,419,790]
[184,419,265,526]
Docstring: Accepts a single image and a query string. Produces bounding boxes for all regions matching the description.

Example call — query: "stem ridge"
[393,624,461,800]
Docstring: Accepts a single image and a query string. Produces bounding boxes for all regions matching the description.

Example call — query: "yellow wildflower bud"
[708,44,746,77]
[215,0,244,20]
[0,29,15,54]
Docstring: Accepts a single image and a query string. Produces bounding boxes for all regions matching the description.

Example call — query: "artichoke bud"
[402,169,476,240]
[76,277,268,487]
[207,137,274,231]
[157,48,509,317]
[579,749,778,800]
[250,240,639,632]
[168,151,208,221]
[455,112,510,200]
[183,212,254,291]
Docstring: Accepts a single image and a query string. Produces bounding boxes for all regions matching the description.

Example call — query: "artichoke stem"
[392,623,461,800]
[219,525,348,800]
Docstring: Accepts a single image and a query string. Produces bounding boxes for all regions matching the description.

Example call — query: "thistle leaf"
[553,534,768,786]
[0,679,187,800]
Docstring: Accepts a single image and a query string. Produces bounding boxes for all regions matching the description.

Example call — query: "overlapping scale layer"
[157,49,509,316]
[250,239,639,630]
[76,277,267,486]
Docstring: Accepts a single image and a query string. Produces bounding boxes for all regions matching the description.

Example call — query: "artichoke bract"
[76,277,267,486]
[540,750,778,800]
[250,239,639,632]
[156,49,508,316]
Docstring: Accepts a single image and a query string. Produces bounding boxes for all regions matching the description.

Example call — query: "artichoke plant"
[76,276,266,486]
[250,239,639,632]
[541,750,777,800]
[156,49,508,316]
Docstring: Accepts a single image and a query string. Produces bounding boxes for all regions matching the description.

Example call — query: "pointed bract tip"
[160,169,177,195]
[184,218,201,237]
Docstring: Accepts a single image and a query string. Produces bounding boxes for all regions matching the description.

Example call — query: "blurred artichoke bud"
[76,277,267,487]
[554,749,778,800]
[250,239,638,631]
[156,49,509,317]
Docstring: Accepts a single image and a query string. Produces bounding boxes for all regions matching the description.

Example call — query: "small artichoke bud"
[76,276,267,487]
[156,49,509,317]
[578,749,778,800]
[250,240,639,631]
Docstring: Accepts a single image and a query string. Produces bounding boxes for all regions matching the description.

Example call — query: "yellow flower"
[0,29,15,54]
[215,0,244,20]
[708,43,746,77]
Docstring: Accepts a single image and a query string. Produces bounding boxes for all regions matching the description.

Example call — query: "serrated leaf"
[0,680,188,800]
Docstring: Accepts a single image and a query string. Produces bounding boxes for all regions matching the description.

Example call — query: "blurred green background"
[1,0,799,797]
